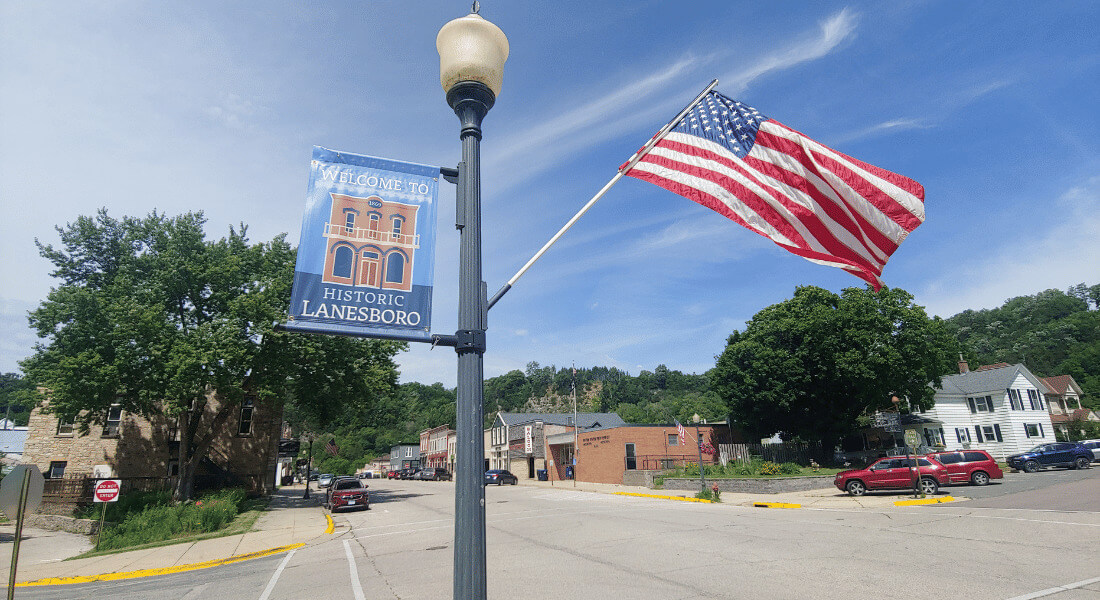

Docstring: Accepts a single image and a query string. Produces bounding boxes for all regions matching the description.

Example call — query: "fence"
[42,476,175,508]
[718,441,822,466]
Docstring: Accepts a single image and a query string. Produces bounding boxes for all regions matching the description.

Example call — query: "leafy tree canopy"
[710,285,958,458]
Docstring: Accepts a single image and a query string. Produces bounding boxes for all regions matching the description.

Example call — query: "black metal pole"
[303,437,313,500]
[448,79,493,600]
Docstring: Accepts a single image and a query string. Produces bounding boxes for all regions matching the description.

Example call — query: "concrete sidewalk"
[514,477,965,510]
[1,484,331,587]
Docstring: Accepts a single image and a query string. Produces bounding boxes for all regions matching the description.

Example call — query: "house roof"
[1049,409,1098,423]
[0,429,28,454]
[975,362,1011,371]
[495,412,626,429]
[937,363,1051,395]
[1040,375,1083,397]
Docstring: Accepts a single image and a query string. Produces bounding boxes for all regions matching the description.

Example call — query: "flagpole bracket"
[454,329,486,354]
[431,333,458,348]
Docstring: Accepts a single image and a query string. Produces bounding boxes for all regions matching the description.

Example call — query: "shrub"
[94,487,250,551]
[779,462,802,475]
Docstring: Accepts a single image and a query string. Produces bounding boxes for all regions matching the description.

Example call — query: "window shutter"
[956,428,963,443]
[967,398,977,413]
[994,424,1003,442]
[987,396,994,412]
[1039,423,1044,437]
[1024,424,1030,438]
[974,426,983,443]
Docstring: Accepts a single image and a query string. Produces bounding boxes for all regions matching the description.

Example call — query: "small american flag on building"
[674,419,688,447]
[623,90,925,289]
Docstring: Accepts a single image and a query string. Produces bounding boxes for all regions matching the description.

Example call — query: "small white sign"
[524,426,533,455]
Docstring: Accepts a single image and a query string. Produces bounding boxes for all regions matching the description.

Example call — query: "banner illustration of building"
[284,147,440,341]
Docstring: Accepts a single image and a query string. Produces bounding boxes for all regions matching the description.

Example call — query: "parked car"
[386,469,401,479]
[926,450,1004,486]
[327,477,369,512]
[418,468,452,481]
[1006,442,1093,472]
[317,473,336,488]
[834,456,949,496]
[484,469,518,485]
[309,470,320,481]
[358,472,373,479]
[398,467,420,480]
[1079,440,1100,462]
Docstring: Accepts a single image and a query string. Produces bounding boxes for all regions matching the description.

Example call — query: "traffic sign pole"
[96,502,107,552]
[7,469,31,600]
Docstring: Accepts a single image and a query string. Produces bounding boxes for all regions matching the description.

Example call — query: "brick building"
[419,424,453,469]
[487,412,626,479]
[545,423,740,485]
[321,193,420,291]
[21,393,282,501]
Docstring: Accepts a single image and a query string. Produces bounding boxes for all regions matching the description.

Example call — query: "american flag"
[623,91,925,289]
[674,419,688,447]
[324,438,339,456]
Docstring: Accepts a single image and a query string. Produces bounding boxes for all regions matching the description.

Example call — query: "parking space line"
[343,540,366,600]
[1005,575,1100,600]
[258,549,296,600]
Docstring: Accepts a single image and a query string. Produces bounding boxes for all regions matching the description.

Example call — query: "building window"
[391,216,404,237]
[238,398,254,436]
[47,461,66,479]
[955,428,971,443]
[1027,389,1044,410]
[167,460,180,477]
[974,424,1002,443]
[668,433,679,446]
[1008,389,1023,410]
[1024,423,1044,438]
[332,246,353,278]
[56,416,75,436]
[103,404,122,437]
[344,211,356,234]
[967,396,994,413]
[385,252,405,284]
[404,447,411,458]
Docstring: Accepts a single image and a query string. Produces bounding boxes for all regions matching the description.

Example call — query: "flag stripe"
[643,136,892,273]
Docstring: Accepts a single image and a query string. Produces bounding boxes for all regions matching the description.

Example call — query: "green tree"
[0,373,35,426]
[21,210,403,501]
[711,286,958,461]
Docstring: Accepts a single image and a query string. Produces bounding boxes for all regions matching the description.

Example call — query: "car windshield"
[1027,445,1048,453]
[335,480,360,490]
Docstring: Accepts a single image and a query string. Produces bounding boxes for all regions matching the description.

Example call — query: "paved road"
[16,473,1100,600]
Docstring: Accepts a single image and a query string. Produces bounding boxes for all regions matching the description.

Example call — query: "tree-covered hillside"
[946,283,1100,408]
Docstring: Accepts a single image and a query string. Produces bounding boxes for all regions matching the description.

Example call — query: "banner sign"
[285,147,440,340]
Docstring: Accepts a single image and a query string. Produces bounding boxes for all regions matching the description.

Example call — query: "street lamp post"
[303,436,313,500]
[437,6,508,600]
[692,413,706,492]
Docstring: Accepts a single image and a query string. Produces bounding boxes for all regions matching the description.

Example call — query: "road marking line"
[325,513,335,534]
[614,492,712,503]
[753,502,801,509]
[894,496,956,506]
[343,540,366,600]
[1004,575,1100,600]
[16,543,305,587]
[258,548,296,600]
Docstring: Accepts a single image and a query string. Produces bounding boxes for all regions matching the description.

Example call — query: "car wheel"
[1024,460,1040,473]
[971,471,990,486]
[1074,457,1091,470]
[918,478,939,495]
[510,479,517,485]
[846,480,866,496]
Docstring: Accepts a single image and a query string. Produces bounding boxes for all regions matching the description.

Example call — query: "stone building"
[22,393,281,500]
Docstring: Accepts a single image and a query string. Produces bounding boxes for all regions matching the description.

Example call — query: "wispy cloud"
[721,8,859,94]
[204,92,262,129]
[831,118,933,144]
[919,174,1100,317]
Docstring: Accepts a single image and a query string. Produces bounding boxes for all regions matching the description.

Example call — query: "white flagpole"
[486,79,719,310]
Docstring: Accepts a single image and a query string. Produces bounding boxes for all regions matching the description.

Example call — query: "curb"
[15,543,305,588]
[752,502,801,509]
[894,496,956,507]
[325,513,335,534]
[614,492,712,503]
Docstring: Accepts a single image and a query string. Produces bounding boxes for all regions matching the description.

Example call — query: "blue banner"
[285,147,440,341]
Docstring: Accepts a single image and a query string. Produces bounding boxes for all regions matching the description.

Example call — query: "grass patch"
[76,488,267,557]
[654,460,843,486]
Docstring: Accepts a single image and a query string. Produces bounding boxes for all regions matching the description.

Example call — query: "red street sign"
[93,479,121,503]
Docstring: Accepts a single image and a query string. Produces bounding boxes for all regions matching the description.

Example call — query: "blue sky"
[2,2,1098,387]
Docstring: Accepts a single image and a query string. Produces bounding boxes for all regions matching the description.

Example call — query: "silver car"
[1080,440,1100,461]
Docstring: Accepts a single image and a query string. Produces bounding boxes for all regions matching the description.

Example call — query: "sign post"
[904,430,922,498]
[1,465,44,599]
[93,479,121,551]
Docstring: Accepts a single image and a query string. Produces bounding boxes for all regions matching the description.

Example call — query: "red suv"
[834,456,949,496]
[926,450,1003,486]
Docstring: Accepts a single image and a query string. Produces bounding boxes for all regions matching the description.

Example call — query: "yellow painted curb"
[752,502,801,509]
[894,496,955,507]
[614,492,712,503]
[16,543,305,587]
[325,513,335,534]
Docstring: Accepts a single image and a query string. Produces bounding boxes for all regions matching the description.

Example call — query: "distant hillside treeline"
[301,283,1100,472]
[945,283,1100,408]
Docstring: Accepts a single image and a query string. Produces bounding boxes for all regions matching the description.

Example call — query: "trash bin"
[537,469,548,481]
[565,466,573,479]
